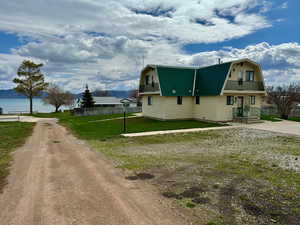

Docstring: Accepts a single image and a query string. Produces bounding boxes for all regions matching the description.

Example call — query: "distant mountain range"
[0,89,131,99]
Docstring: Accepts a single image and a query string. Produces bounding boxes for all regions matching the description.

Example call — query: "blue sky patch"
[0,32,24,54]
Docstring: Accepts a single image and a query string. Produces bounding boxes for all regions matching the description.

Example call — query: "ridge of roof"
[146,58,257,71]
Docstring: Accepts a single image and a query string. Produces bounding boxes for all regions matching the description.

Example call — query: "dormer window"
[151,76,154,87]
[238,71,243,85]
[246,71,254,81]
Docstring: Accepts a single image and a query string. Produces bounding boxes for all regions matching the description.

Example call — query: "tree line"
[12,60,140,114]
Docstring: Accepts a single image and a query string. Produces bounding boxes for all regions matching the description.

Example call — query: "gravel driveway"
[248,120,300,136]
[0,119,185,225]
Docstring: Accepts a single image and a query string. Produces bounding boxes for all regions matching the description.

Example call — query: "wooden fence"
[261,106,300,117]
[73,107,142,116]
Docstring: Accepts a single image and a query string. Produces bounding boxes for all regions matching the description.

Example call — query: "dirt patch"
[125,173,155,180]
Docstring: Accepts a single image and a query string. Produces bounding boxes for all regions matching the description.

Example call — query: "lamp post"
[120,99,132,133]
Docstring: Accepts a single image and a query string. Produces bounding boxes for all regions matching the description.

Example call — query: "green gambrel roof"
[156,62,232,96]
[156,66,195,96]
[195,62,232,96]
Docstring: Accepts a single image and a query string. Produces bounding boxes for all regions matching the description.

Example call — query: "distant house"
[138,58,267,122]
[76,96,123,108]
[76,96,138,108]
[93,97,123,107]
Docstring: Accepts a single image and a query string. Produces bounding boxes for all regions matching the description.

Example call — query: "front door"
[237,96,244,117]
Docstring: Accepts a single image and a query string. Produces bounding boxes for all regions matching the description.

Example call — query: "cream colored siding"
[229,62,261,81]
[163,97,193,119]
[193,96,219,121]
[192,95,264,121]
[142,95,165,119]
[192,96,235,121]
[142,96,194,120]
[143,94,263,121]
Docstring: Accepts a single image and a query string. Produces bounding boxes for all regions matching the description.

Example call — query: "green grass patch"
[260,114,282,122]
[288,117,300,122]
[0,122,35,192]
[32,112,224,140]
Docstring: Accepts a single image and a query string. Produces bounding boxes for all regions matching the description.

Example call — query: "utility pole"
[142,54,145,68]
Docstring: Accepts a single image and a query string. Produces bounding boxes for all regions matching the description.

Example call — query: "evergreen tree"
[81,85,95,108]
[13,60,49,114]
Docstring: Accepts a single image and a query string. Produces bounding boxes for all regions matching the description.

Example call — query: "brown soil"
[0,120,187,225]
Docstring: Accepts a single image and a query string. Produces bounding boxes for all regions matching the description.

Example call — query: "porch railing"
[139,83,160,93]
[225,81,265,91]
[233,107,261,118]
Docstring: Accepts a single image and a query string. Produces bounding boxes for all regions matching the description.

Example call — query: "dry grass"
[90,128,300,225]
[0,122,35,192]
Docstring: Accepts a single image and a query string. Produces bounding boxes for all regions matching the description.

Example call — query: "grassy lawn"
[89,128,300,225]
[32,112,225,139]
[0,122,35,192]
[260,114,282,122]
[288,117,300,122]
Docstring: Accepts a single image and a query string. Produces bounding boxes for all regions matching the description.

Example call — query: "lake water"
[0,98,63,113]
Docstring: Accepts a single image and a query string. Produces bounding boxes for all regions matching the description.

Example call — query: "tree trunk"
[29,96,33,114]
[55,106,60,113]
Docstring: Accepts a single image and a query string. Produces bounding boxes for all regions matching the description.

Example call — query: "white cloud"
[0,0,297,92]
[0,0,271,43]
[184,42,300,86]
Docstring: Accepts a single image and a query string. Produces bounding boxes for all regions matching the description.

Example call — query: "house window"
[147,96,153,105]
[229,72,232,78]
[250,96,256,105]
[246,71,254,81]
[195,96,200,104]
[177,96,183,105]
[145,75,150,85]
[151,76,154,87]
[227,96,234,105]
[238,71,243,85]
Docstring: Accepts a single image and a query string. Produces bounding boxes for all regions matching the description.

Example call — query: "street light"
[120,98,132,133]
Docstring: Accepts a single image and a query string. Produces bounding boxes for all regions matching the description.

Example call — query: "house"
[76,96,123,108]
[138,58,267,122]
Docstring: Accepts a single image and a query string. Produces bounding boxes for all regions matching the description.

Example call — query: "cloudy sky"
[0,0,299,92]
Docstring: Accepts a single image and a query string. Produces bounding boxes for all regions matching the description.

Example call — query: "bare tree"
[129,89,138,99]
[129,89,142,106]
[267,84,300,119]
[43,84,75,112]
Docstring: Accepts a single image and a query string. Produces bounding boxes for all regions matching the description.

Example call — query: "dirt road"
[0,120,186,225]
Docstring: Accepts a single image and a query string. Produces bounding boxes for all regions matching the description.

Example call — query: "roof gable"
[155,62,232,96]
[195,62,232,96]
[156,66,195,96]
